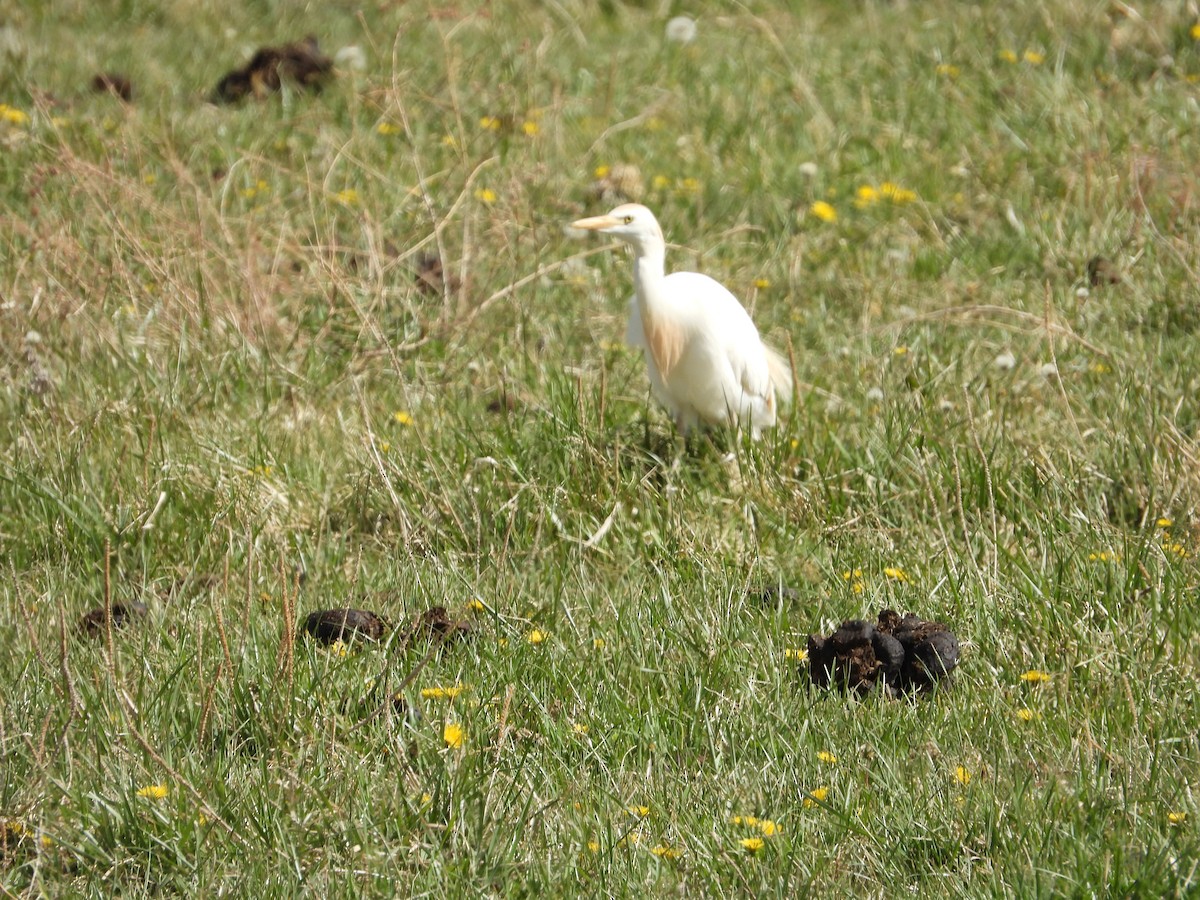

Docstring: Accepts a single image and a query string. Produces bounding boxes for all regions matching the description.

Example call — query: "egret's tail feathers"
[765,344,794,406]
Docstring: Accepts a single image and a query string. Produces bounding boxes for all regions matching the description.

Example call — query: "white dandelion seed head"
[335,45,367,72]
[1039,362,1058,378]
[993,351,1016,371]
[1075,286,1090,300]
[865,386,885,403]
[665,16,697,44]
[798,161,819,178]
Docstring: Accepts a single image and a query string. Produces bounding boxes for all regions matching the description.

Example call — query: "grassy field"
[2,0,1199,894]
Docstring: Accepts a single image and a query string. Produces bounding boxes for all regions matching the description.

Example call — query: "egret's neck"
[631,243,667,310]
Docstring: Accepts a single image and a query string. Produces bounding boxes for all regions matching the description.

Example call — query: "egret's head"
[571,203,664,254]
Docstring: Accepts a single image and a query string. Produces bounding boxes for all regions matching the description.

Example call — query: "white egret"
[571,203,792,437]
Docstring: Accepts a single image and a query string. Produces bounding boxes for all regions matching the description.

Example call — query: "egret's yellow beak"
[571,214,621,231]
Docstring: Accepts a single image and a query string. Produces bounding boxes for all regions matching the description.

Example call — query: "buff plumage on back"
[641,314,686,382]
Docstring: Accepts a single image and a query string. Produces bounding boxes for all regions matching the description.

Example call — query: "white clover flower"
[665,16,697,44]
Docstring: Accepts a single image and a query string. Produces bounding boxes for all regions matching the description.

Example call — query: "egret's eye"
[623,215,634,224]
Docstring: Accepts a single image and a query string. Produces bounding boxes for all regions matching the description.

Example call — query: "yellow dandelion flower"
[479,116,502,131]
[818,751,838,764]
[617,832,641,848]
[803,787,829,809]
[142,173,157,185]
[754,278,771,289]
[758,820,781,836]
[1023,50,1044,65]
[626,805,650,818]
[880,182,917,203]
[527,629,547,644]
[241,179,270,199]
[998,49,1018,63]
[854,185,880,208]
[1156,517,1173,528]
[851,582,864,594]
[789,438,800,450]
[443,722,465,749]
[441,134,459,148]
[497,637,508,647]
[842,569,863,581]
[954,766,971,785]
[809,200,837,223]
[1088,552,1113,562]
[652,175,671,190]
[935,63,960,78]
[334,189,359,206]
[420,792,432,805]
[467,599,485,612]
[587,840,601,853]
[884,567,909,582]
[651,844,682,859]
[378,441,391,452]
[475,188,497,204]
[1016,708,1037,722]
[1191,23,1200,40]
[1168,811,1188,825]
[521,120,539,136]
[377,122,401,135]
[421,684,466,700]
[572,722,589,734]
[136,784,169,800]
[39,834,54,848]
[1089,362,1110,374]
[0,104,30,126]
[593,637,606,649]
[731,815,760,827]
[677,177,701,194]
[740,837,765,853]
[327,640,349,658]
[784,647,808,661]
[594,165,611,178]
[393,411,414,426]
[894,346,909,355]
[1020,670,1051,684]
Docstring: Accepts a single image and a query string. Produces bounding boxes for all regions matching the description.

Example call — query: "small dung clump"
[1086,255,1122,287]
[807,609,959,697]
[400,606,473,651]
[211,36,332,104]
[302,608,389,645]
[79,601,149,638]
[414,254,461,297]
[746,584,800,606]
[90,73,133,101]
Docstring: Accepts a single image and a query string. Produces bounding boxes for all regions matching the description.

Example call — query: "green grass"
[2,0,1199,894]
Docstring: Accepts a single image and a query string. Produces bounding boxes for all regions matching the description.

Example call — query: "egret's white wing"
[627,270,780,432]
